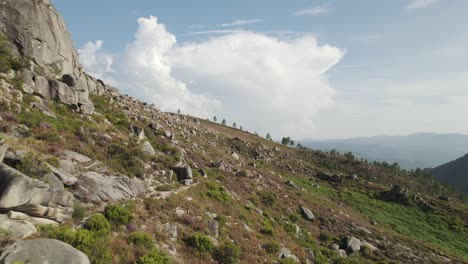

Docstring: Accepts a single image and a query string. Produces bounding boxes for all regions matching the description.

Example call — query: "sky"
[51,0,468,140]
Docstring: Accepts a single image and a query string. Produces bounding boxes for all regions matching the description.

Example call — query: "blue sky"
[52,0,468,139]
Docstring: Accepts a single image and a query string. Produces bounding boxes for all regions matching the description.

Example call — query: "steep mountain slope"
[0,1,467,264]
[431,154,468,193]
[302,133,468,170]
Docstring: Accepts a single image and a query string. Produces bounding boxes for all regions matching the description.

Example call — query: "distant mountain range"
[430,154,468,193]
[301,133,468,170]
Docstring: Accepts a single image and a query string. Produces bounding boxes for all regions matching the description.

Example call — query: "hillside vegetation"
[431,154,468,194]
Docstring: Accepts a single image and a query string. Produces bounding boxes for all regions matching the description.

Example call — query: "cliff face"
[0,0,114,115]
[0,0,79,75]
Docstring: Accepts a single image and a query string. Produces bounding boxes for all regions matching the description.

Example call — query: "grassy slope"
[0,74,467,263]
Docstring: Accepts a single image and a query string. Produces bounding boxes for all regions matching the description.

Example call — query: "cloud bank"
[79,16,344,138]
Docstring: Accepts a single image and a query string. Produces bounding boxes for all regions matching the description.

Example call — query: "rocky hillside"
[0,1,467,264]
[431,154,468,194]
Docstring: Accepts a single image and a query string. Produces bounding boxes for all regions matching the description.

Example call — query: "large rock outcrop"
[74,171,149,203]
[0,0,78,75]
[0,163,74,222]
[0,0,109,114]
[0,239,90,264]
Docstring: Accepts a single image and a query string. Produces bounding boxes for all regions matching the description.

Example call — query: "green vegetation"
[204,182,230,203]
[84,214,111,234]
[103,204,133,226]
[127,231,154,251]
[263,241,280,254]
[107,144,145,178]
[260,221,274,236]
[39,225,112,264]
[185,233,215,253]
[90,94,129,130]
[342,189,468,259]
[15,152,51,178]
[72,203,86,220]
[259,191,277,206]
[135,249,169,264]
[0,35,29,73]
[213,242,240,264]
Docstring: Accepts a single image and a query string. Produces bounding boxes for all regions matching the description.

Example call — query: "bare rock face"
[0,239,90,264]
[0,163,74,223]
[74,171,149,203]
[0,0,79,75]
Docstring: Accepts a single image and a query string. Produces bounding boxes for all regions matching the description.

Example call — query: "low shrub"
[259,191,277,206]
[185,233,215,253]
[215,215,227,226]
[263,241,280,254]
[107,144,144,177]
[205,182,230,203]
[128,231,154,251]
[15,152,51,178]
[135,249,170,264]
[260,221,274,236]
[213,242,240,264]
[103,204,133,226]
[84,214,111,234]
[72,203,86,220]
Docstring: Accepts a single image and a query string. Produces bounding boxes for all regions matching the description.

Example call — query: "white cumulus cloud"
[78,41,115,83]
[294,6,330,16]
[79,16,344,138]
[406,0,438,10]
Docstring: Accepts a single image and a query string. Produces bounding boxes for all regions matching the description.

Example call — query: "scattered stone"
[300,206,315,221]
[340,236,361,254]
[31,102,57,118]
[141,141,156,156]
[305,248,315,263]
[79,103,95,115]
[10,124,30,138]
[43,172,65,190]
[381,185,410,204]
[243,223,253,233]
[175,208,187,218]
[148,122,162,131]
[207,220,219,238]
[48,164,78,186]
[0,143,8,163]
[361,241,377,251]
[279,247,300,263]
[62,150,92,163]
[0,239,90,264]
[337,249,348,258]
[164,130,174,140]
[172,164,193,185]
[0,214,37,239]
[32,75,51,99]
[165,223,178,242]
[330,244,340,250]
[286,180,299,189]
